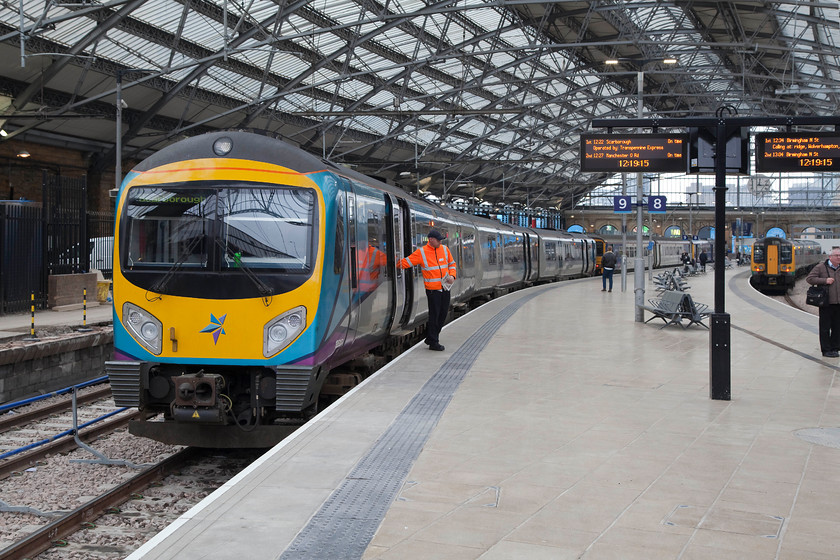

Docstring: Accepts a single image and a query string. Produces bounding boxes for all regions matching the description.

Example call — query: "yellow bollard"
[25,292,39,341]
[78,288,92,332]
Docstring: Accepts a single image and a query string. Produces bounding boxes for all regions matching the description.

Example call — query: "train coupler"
[171,373,226,424]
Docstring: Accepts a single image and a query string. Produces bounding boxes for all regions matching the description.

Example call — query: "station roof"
[1,1,839,210]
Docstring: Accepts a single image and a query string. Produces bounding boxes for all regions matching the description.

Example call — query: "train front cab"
[751,238,794,290]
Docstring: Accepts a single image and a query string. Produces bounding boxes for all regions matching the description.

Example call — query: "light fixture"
[16,150,30,158]
[663,58,678,64]
[0,129,7,137]
[605,59,619,65]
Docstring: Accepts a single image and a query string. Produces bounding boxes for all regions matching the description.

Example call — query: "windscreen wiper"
[147,235,204,298]
[215,238,274,304]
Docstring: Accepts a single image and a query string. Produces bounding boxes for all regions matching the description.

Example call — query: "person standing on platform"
[806,248,840,358]
[699,250,708,272]
[681,251,691,273]
[398,229,456,351]
[601,245,616,292]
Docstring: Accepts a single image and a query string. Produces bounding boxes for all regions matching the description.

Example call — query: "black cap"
[427,229,443,240]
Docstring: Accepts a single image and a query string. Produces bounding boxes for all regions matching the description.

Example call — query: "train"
[749,236,823,292]
[105,130,714,448]
[593,234,713,273]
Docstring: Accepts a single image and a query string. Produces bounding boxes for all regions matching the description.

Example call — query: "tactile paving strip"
[278,287,548,559]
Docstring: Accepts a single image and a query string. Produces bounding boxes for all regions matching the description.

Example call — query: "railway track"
[0,386,114,435]
[0,380,267,559]
[0,447,200,560]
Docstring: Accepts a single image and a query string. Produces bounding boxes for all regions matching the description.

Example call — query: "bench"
[653,270,689,293]
[641,290,710,329]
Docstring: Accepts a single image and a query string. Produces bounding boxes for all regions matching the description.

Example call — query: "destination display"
[580,133,688,173]
[756,133,840,172]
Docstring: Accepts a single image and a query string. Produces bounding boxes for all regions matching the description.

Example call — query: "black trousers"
[818,303,840,353]
[425,289,451,345]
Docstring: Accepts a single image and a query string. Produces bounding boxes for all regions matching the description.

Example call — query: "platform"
[0,303,113,342]
[127,265,840,560]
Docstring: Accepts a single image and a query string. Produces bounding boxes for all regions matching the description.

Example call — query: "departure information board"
[580,133,688,173]
[756,133,840,172]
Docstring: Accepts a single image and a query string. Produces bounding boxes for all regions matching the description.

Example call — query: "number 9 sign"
[613,196,632,214]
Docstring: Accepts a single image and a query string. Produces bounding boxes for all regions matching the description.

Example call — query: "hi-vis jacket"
[398,243,457,290]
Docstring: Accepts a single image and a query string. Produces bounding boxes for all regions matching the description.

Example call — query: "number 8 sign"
[648,196,666,214]
[613,196,632,214]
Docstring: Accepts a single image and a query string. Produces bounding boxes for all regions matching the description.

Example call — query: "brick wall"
[48,272,99,308]
[0,329,113,402]
[0,139,126,213]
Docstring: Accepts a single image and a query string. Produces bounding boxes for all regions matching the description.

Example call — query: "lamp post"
[115,70,126,193]
[115,68,155,192]
[606,57,677,321]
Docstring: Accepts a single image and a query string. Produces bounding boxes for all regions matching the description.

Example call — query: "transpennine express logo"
[200,313,227,344]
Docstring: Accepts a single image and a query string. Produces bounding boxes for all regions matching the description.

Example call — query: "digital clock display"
[755,133,840,172]
[580,133,688,173]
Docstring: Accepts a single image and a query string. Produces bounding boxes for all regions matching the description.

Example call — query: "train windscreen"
[123,185,316,273]
[752,243,765,263]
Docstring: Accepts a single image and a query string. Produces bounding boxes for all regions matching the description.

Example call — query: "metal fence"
[0,201,44,314]
[0,172,113,315]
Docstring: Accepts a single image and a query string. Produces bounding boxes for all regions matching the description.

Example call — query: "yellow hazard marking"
[192,411,200,419]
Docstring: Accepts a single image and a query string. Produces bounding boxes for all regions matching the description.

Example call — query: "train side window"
[488,235,497,265]
[334,191,345,275]
[780,244,793,262]
[460,233,475,267]
[545,241,556,261]
[753,245,765,262]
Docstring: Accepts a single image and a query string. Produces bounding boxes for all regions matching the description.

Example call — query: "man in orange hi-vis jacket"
[398,229,456,351]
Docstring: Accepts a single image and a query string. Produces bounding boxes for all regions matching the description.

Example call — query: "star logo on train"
[200,313,227,344]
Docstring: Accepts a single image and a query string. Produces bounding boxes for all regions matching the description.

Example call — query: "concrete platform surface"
[0,303,113,342]
[127,265,840,559]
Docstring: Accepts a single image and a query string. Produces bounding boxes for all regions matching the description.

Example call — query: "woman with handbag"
[806,248,840,358]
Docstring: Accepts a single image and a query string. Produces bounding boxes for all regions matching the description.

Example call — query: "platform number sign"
[648,196,666,214]
[613,195,632,214]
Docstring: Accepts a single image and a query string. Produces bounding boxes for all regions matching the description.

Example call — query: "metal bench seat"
[641,290,710,330]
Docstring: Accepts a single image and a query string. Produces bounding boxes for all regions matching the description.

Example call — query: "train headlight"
[264,306,306,357]
[212,136,233,156]
[123,302,163,355]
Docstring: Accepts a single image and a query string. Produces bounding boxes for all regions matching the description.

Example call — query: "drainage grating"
[278,287,548,560]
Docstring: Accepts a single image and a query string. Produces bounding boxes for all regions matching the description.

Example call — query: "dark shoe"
[822,351,839,358]
[608,289,612,292]
[601,289,606,291]
[429,344,445,351]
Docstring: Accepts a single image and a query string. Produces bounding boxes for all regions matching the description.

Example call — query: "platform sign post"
[648,196,666,213]
[613,195,632,213]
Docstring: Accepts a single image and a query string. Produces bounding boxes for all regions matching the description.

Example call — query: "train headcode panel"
[580,133,688,173]
[756,133,840,172]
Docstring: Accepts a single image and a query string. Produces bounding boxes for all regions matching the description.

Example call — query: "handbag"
[806,284,830,307]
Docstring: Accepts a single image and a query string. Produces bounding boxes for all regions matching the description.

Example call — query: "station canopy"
[1,1,839,211]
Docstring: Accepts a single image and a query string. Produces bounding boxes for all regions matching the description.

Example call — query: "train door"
[328,181,353,357]
[767,240,780,276]
[343,187,359,351]
[349,183,391,346]
[385,194,409,333]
